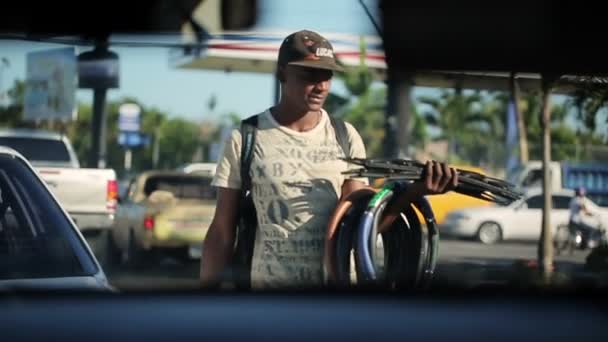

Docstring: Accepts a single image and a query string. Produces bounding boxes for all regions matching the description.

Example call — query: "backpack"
[231,113,350,289]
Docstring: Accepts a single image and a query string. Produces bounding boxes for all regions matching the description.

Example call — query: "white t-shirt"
[212,109,368,288]
[569,196,592,224]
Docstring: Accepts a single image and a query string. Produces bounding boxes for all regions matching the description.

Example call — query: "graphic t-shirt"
[212,109,367,288]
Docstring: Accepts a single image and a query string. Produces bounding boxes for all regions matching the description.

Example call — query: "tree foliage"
[0,80,218,177]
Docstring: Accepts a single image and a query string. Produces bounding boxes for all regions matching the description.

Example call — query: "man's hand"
[378,160,458,233]
[408,160,459,197]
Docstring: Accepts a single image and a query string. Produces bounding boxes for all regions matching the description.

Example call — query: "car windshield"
[1,0,608,295]
[0,137,71,163]
[144,176,216,200]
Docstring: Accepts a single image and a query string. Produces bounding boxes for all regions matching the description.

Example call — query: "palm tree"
[339,36,373,98]
[330,36,388,157]
[417,89,490,163]
[483,91,579,161]
[332,37,429,157]
[564,76,608,137]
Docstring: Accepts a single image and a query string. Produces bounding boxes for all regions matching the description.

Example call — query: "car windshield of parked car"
[144,176,216,200]
[0,137,72,163]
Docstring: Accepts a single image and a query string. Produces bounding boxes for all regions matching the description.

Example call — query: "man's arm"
[582,198,594,216]
[341,179,372,200]
[200,187,240,288]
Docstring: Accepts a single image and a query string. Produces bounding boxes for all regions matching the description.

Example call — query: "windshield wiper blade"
[342,158,523,205]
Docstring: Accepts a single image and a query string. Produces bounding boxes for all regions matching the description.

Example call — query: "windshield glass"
[144,176,215,200]
[0,137,71,163]
[1,0,607,294]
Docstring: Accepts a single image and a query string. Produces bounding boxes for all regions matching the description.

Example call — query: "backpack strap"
[232,114,259,290]
[329,116,350,158]
[240,114,258,194]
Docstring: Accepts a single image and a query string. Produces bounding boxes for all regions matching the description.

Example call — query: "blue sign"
[118,103,141,132]
[118,131,150,147]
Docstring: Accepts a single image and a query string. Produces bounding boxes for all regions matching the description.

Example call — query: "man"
[569,187,597,245]
[200,29,457,289]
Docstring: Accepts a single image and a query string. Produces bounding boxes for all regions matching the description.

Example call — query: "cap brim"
[288,60,344,72]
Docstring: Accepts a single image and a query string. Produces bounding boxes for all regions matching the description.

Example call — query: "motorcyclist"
[569,187,598,248]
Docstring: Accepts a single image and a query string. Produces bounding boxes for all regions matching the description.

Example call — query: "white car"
[0,129,119,267]
[0,147,112,291]
[441,189,607,244]
[177,162,217,177]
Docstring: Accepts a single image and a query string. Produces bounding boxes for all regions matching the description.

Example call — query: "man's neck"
[271,103,322,132]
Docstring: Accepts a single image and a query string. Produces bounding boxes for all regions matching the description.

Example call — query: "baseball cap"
[277,30,344,72]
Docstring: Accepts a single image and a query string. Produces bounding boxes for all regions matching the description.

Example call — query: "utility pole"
[385,70,413,158]
[78,36,119,169]
[510,73,529,164]
[153,127,161,168]
[90,86,108,168]
[538,74,558,284]
[0,57,9,107]
[124,148,132,172]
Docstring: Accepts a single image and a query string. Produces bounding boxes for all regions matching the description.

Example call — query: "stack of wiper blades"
[342,158,523,205]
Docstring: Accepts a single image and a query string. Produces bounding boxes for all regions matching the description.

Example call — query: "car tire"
[477,221,502,244]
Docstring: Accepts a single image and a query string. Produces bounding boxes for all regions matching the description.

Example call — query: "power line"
[358,0,382,36]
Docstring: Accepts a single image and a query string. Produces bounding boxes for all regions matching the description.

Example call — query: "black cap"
[277,30,344,72]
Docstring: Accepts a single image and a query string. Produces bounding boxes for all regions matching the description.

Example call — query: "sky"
[0,0,383,122]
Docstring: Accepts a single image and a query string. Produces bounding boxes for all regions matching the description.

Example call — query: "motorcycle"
[555,216,606,255]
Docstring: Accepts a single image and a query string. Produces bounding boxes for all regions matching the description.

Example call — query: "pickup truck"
[0,129,118,265]
[513,160,608,207]
[112,170,216,266]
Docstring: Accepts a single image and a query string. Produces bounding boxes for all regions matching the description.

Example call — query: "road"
[438,237,587,264]
[434,238,591,288]
[105,239,592,291]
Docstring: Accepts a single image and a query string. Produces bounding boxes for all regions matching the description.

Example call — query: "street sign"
[118,103,141,132]
[118,131,150,147]
[24,47,77,121]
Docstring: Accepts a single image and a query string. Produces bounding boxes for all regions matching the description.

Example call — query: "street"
[106,238,592,291]
[438,237,587,264]
[434,237,591,288]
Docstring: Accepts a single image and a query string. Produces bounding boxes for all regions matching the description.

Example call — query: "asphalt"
[104,239,606,291]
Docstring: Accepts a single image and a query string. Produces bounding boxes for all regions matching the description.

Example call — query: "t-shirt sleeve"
[344,122,369,185]
[211,128,242,189]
